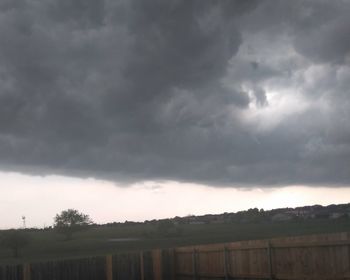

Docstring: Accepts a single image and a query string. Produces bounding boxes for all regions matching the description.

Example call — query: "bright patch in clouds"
[243,88,311,132]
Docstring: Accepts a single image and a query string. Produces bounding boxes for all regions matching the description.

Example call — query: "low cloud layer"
[0,0,349,186]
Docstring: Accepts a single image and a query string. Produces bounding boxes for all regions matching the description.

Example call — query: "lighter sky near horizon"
[1,171,350,229]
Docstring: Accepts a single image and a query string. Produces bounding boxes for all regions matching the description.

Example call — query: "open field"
[1,218,350,264]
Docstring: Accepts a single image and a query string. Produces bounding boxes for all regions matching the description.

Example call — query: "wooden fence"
[1,232,349,280]
[174,231,350,280]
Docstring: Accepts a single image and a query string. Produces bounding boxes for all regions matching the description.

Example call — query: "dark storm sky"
[0,0,349,187]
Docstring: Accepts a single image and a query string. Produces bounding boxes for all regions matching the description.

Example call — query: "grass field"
[1,218,350,264]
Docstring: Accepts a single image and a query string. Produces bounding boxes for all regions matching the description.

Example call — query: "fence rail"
[1,231,349,280]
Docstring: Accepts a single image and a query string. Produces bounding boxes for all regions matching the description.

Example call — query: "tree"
[54,209,92,240]
[1,229,30,258]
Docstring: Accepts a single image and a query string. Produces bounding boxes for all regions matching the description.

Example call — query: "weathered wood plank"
[23,264,30,280]
[105,255,113,280]
[140,251,145,280]
[152,249,162,280]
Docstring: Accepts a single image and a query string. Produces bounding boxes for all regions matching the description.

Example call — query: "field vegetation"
[1,217,350,264]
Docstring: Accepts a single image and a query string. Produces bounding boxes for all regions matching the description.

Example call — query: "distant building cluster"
[141,203,350,226]
[97,203,350,229]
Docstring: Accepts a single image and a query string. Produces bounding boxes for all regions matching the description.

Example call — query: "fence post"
[152,249,162,280]
[159,248,176,280]
[170,249,176,280]
[140,251,144,280]
[267,241,274,280]
[23,264,30,280]
[106,255,113,280]
[192,249,198,280]
[223,247,229,280]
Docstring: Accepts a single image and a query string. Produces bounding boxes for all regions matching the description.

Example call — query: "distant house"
[330,213,344,219]
[271,213,293,222]
[312,210,329,219]
[210,216,225,224]
[288,208,312,218]
[189,221,205,225]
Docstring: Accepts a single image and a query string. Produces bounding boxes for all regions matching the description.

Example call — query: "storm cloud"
[0,0,349,186]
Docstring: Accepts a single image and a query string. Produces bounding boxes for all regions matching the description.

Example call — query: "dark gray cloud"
[0,0,349,187]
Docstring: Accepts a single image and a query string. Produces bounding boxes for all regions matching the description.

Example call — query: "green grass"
[1,218,350,265]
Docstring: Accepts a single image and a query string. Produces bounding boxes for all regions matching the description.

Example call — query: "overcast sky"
[0,0,350,228]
